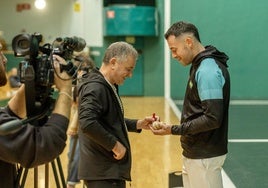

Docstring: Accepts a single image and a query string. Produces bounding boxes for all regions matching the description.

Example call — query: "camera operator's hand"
[53,55,73,92]
[52,55,72,118]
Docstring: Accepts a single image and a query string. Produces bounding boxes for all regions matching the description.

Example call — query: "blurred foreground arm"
[0,55,73,168]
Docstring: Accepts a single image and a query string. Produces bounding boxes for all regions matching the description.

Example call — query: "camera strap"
[24,65,36,117]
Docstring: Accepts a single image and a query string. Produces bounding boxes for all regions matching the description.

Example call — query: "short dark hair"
[164,21,201,42]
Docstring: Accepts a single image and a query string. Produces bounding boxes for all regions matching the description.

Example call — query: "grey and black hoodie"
[171,45,230,159]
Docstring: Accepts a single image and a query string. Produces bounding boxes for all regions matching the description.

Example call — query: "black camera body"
[12,33,86,117]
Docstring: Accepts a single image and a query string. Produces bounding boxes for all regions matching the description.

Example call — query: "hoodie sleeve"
[0,106,68,168]
[196,58,225,101]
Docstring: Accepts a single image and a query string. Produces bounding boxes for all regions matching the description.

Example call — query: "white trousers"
[182,154,226,188]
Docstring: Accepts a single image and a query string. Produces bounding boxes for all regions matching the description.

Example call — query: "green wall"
[3,0,268,99]
[4,53,23,71]
[91,0,165,96]
[170,0,268,100]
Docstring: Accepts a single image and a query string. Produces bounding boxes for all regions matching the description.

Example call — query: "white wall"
[61,0,103,47]
[0,0,103,49]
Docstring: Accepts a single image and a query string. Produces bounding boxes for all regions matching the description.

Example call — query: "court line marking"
[230,100,268,105]
[168,98,236,188]
[174,100,268,105]
[166,97,182,118]
[222,169,236,188]
[229,139,268,143]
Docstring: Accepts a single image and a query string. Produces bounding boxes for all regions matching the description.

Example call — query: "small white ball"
[152,121,162,130]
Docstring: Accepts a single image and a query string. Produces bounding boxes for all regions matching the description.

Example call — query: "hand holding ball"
[151,113,164,130]
[152,121,164,130]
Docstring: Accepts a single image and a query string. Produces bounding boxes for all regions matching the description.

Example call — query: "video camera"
[11,33,86,117]
[0,33,86,135]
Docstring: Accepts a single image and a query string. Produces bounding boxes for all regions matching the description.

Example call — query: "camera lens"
[12,34,32,56]
[18,39,30,49]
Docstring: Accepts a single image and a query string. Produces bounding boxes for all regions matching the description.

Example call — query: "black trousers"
[0,160,17,188]
[84,179,126,188]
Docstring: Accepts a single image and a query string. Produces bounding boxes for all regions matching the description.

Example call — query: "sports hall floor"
[224,101,268,188]
[176,100,268,188]
[1,96,267,187]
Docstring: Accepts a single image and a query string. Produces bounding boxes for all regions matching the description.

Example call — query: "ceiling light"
[35,0,46,10]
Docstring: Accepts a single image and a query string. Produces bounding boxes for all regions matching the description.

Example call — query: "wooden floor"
[20,97,183,188]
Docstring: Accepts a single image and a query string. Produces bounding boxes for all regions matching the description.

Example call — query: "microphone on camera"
[64,36,86,52]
